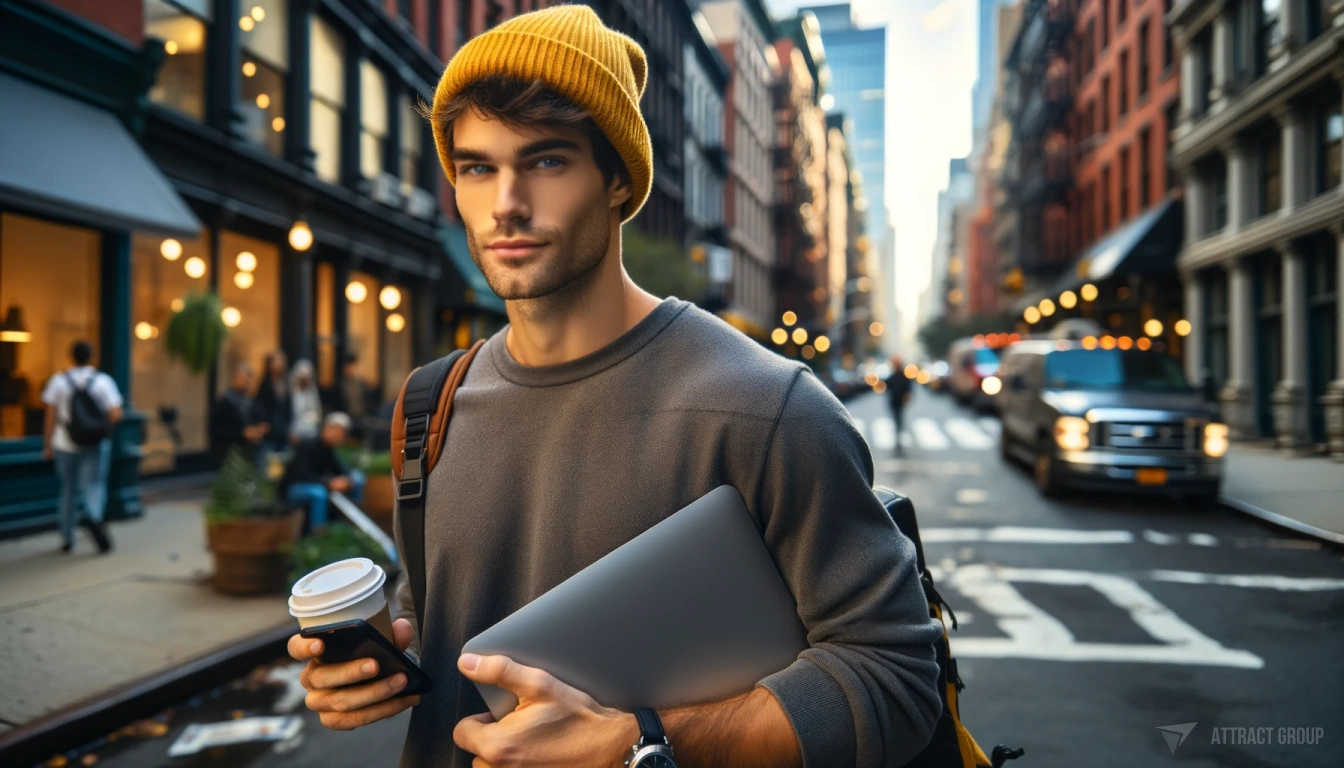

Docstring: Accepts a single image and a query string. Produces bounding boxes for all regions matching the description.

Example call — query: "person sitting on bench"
[280,412,363,532]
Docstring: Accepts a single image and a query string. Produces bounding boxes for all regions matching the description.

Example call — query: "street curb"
[1220,495,1344,547]
[0,622,294,767]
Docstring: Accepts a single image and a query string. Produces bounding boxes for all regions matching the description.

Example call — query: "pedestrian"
[287,7,941,768]
[208,362,268,464]
[885,354,913,455]
[289,359,323,443]
[253,351,292,453]
[41,340,122,554]
[327,353,371,440]
[279,412,363,533]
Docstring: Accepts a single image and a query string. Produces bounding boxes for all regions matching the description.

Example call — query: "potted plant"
[337,447,395,536]
[286,523,392,590]
[165,292,229,374]
[204,447,304,595]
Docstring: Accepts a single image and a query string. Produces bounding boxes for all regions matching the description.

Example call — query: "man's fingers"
[318,693,420,731]
[306,657,381,690]
[287,634,322,662]
[458,654,554,699]
[392,618,415,652]
[307,673,408,714]
[453,711,500,759]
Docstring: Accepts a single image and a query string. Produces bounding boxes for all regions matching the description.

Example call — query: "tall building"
[684,8,732,311]
[1170,0,1344,449]
[923,157,974,330]
[799,4,888,337]
[973,0,1018,143]
[700,0,779,337]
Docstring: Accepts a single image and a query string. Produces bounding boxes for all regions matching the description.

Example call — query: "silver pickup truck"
[995,340,1228,502]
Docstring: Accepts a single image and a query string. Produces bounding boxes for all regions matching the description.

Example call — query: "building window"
[345,272,382,397]
[1101,0,1110,49]
[1205,270,1229,388]
[1317,99,1343,194]
[455,0,471,49]
[144,0,211,121]
[0,213,102,441]
[1119,49,1129,116]
[1137,20,1150,98]
[1120,146,1131,220]
[1085,20,1096,73]
[1139,127,1152,208]
[1199,30,1214,116]
[1118,0,1127,26]
[1165,101,1180,190]
[1101,164,1112,231]
[360,60,390,180]
[400,93,422,194]
[1163,0,1174,70]
[310,16,346,184]
[1304,0,1327,41]
[1258,0,1282,75]
[239,0,288,157]
[1261,126,1282,216]
[1211,157,1229,231]
[1230,0,1246,81]
[214,231,280,427]
[1101,75,1111,132]
[1087,100,1097,137]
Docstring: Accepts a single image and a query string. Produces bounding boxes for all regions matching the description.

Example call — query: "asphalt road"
[52,387,1344,768]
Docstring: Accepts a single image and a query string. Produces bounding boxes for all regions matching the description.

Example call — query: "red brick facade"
[45,0,141,45]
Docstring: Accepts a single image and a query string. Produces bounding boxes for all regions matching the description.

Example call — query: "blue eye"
[461,164,490,176]
[535,157,564,170]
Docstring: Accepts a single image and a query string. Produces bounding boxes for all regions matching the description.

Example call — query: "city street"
[43,385,1344,768]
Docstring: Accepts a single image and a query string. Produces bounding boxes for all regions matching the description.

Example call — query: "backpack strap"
[391,340,484,630]
[873,485,926,575]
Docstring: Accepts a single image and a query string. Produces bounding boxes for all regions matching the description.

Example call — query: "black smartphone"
[299,619,434,696]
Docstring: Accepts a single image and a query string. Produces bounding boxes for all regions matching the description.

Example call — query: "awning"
[1013,197,1182,312]
[440,225,506,314]
[0,71,201,237]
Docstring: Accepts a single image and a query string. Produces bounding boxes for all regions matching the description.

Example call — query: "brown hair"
[426,75,631,193]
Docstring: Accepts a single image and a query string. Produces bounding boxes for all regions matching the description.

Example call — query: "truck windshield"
[1044,349,1192,392]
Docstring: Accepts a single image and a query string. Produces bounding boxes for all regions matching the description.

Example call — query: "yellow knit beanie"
[430,5,652,222]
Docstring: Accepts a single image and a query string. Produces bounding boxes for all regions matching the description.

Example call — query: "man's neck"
[503,258,662,368]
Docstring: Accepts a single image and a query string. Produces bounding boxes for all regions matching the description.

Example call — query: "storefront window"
[216,232,281,395]
[1319,101,1342,194]
[311,16,346,184]
[382,288,412,403]
[239,0,289,157]
[400,93,421,194]
[346,271,382,398]
[361,61,390,180]
[132,231,209,472]
[145,0,211,121]
[315,262,337,388]
[0,214,102,440]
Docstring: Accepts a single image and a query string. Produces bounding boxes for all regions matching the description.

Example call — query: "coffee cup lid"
[288,558,387,618]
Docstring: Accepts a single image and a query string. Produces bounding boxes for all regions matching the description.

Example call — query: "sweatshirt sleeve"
[754,369,943,768]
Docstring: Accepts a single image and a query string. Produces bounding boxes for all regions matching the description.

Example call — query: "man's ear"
[608,174,633,212]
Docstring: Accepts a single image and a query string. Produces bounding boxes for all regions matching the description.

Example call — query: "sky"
[764,0,979,348]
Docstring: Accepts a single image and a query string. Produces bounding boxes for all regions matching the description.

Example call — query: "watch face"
[636,755,676,768]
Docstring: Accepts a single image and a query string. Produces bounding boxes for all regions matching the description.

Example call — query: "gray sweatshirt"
[392,297,942,768]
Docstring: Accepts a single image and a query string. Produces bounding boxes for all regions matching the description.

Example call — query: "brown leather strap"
[391,340,484,479]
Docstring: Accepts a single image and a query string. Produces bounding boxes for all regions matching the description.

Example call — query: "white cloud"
[922,0,957,32]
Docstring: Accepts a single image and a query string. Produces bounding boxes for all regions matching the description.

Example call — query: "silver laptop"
[461,485,808,719]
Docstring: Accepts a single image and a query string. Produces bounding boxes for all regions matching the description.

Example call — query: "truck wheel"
[999,425,1014,464]
[1034,439,1064,498]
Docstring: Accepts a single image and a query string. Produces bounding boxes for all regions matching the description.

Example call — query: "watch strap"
[634,707,666,746]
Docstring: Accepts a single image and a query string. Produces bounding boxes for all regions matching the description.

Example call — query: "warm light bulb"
[782,311,797,326]
[184,256,206,279]
[1039,298,1056,316]
[289,221,313,251]
[379,286,402,310]
[792,328,809,345]
[242,61,257,77]
[170,298,184,313]
[160,238,182,261]
[1175,319,1192,337]
[1144,319,1164,337]
[802,346,815,360]
[239,15,255,31]
[815,335,831,353]
[386,312,406,332]
[234,271,254,289]
[236,251,257,272]
[256,93,270,109]
[345,281,368,304]
[1081,283,1099,302]
[1060,290,1077,309]
[221,307,241,327]
[1024,306,1041,324]
[134,322,154,341]
[771,328,788,345]
[164,40,179,55]
[251,5,265,21]
[869,322,884,337]
[272,117,285,132]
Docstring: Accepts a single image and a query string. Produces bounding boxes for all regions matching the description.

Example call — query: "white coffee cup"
[289,558,394,642]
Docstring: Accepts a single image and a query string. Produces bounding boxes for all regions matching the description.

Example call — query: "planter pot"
[361,474,395,536]
[206,511,304,595]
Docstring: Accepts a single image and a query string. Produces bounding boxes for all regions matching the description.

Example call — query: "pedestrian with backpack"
[286,7,943,768]
[41,340,123,554]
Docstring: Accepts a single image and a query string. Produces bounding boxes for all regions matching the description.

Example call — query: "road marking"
[1143,529,1179,545]
[1147,570,1344,591]
[945,418,995,449]
[911,418,950,449]
[876,459,983,475]
[954,489,988,505]
[1187,533,1219,547]
[944,565,1264,668]
[871,417,896,450]
[979,417,1000,435]
[924,527,1136,544]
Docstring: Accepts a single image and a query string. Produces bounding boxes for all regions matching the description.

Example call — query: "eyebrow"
[449,138,584,165]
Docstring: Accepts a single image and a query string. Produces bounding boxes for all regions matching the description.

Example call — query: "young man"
[885,354,914,455]
[42,340,123,554]
[288,6,942,767]
[279,412,362,533]
[208,362,269,464]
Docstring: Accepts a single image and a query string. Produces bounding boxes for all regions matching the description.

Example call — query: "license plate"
[1135,468,1168,485]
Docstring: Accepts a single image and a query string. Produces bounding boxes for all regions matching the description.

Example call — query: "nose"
[491,168,532,229]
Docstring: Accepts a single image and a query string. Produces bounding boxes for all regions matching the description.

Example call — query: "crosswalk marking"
[850,415,999,452]
[911,418,951,450]
[945,418,995,449]
[979,417,1000,435]
[871,418,896,450]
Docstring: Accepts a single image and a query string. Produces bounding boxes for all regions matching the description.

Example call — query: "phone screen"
[301,619,434,696]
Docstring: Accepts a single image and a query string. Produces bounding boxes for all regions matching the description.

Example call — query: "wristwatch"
[624,707,676,768]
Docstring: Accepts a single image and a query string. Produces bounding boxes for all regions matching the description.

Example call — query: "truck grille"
[1104,422,1188,451]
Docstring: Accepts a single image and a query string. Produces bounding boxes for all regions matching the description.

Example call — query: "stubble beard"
[466,198,612,305]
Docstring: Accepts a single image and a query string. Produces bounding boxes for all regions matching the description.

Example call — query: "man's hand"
[42,445,53,461]
[453,654,635,768]
[328,476,353,493]
[290,617,421,731]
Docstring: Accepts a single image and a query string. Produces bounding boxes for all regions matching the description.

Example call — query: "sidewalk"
[0,495,291,733]
[1221,444,1344,546]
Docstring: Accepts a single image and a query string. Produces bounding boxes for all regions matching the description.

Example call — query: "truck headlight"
[1054,416,1090,451]
[1204,422,1229,458]
[981,376,1002,396]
